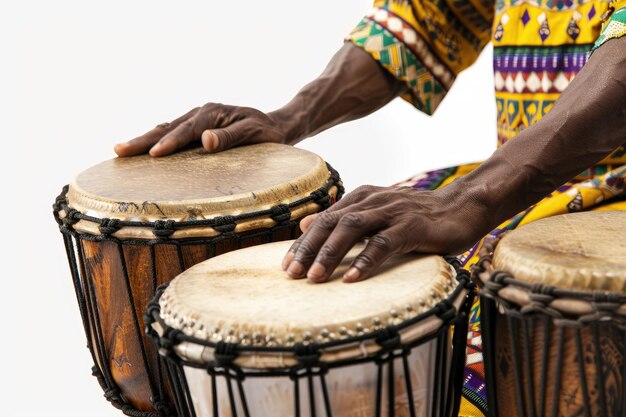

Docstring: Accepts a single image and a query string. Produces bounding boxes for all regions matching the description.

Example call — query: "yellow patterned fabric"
[346,1,626,416]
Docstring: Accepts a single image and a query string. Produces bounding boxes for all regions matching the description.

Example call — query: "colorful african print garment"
[347,1,626,416]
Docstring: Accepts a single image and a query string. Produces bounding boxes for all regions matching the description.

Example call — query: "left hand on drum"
[282,184,485,283]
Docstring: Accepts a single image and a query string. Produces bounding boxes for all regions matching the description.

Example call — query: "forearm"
[454,36,626,234]
[269,42,407,145]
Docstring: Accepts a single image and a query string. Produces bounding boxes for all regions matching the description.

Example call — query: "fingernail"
[287,261,305,278]
[202,131,218,150]
[343,267,361,282]
[282,252,294,270]
[307,262,326,282]
[149,144,162,156]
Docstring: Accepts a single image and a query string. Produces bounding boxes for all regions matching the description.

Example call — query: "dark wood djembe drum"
[52,143,343,416]
[475,211,626,417]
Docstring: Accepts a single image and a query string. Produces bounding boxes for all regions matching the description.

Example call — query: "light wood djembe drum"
[52,143,343,416]
[146,240,475,417]
[475,211,626,417]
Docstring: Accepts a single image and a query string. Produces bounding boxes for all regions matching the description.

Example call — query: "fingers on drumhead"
[344,232,400,283]
[202,121,248,153]
[308,212,382,283]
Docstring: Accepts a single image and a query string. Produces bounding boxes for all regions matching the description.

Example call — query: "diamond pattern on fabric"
[346,8,451,114]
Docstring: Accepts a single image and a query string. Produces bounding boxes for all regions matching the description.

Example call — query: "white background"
[3,1,495,416]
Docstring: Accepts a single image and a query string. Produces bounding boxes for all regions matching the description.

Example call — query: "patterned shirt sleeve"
[591,1,626,53]
[346,0,494,115]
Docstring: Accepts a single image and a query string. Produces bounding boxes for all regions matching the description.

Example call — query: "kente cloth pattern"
[347,1,626,416]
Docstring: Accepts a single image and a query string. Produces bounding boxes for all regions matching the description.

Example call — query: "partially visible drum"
[146,240,474,417]
[53,143,343,416]
[475,211,626,417]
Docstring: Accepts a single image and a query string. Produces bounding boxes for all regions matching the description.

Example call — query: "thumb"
[201,122,245,153]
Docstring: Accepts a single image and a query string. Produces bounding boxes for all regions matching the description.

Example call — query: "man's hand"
[114,104,286,157]
[282,183,487,283]
[114,43,405,157]
[286,36,626,284]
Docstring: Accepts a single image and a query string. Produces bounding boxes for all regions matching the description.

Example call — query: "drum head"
[159,240,457,347]
[68,143,331,221]
[493,211,626,291]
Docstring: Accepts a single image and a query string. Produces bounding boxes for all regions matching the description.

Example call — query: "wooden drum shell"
[475,212,626,417]
[53,144,343,416]
[76,227,298,412]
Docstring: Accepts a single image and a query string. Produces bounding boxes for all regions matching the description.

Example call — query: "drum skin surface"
[493,210,626,291]
[68,143,331,221]
[54,144,342,416]
[478,211,626,417]
[160,240,457,348]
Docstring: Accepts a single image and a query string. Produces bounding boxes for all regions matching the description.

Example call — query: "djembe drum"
[52,143,343,416]
[475,211,626,417]
[145,240,475,417]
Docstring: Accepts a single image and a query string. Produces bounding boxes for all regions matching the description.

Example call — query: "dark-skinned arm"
[283,36,626,283]
[114,43,406,156]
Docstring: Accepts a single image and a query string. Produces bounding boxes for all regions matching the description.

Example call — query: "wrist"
[267,102,309,146]
[437,156,532,236]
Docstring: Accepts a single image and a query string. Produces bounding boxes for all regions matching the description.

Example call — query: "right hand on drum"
[114,104,287,157]
[281,183,492,283]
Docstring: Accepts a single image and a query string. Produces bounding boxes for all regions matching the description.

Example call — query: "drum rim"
[145,257,473,369]
[53,163,344,240]
[68,144,331,219]
[488,211,626,292]
[473,237,626,320]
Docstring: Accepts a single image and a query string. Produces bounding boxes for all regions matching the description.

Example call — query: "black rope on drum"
[293,372,301,417]
[236,376,251,417]
[438,331,450,412]
[447,282,475,417]
[52,163,344,241]
[81,243,117,392]
[319,369,333,417]
[401,351,417,417]
[521,318,536,417]
[165,358,188,417]
[92,364,172,417]
[429,330,441,417]
[62,234,93,356]
[375,359,383,417]
[148,244,167,409]
[117,242,164,409]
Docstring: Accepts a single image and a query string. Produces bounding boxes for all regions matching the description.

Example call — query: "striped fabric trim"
[346,8,451,114]
[364,7,456,88]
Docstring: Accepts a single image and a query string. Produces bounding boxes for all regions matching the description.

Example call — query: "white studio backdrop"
[2,1,495,416]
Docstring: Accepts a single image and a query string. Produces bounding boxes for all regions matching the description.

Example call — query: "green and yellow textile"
[347,1,626,416]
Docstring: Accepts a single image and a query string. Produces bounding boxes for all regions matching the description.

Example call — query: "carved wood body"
[54,144,342,415]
